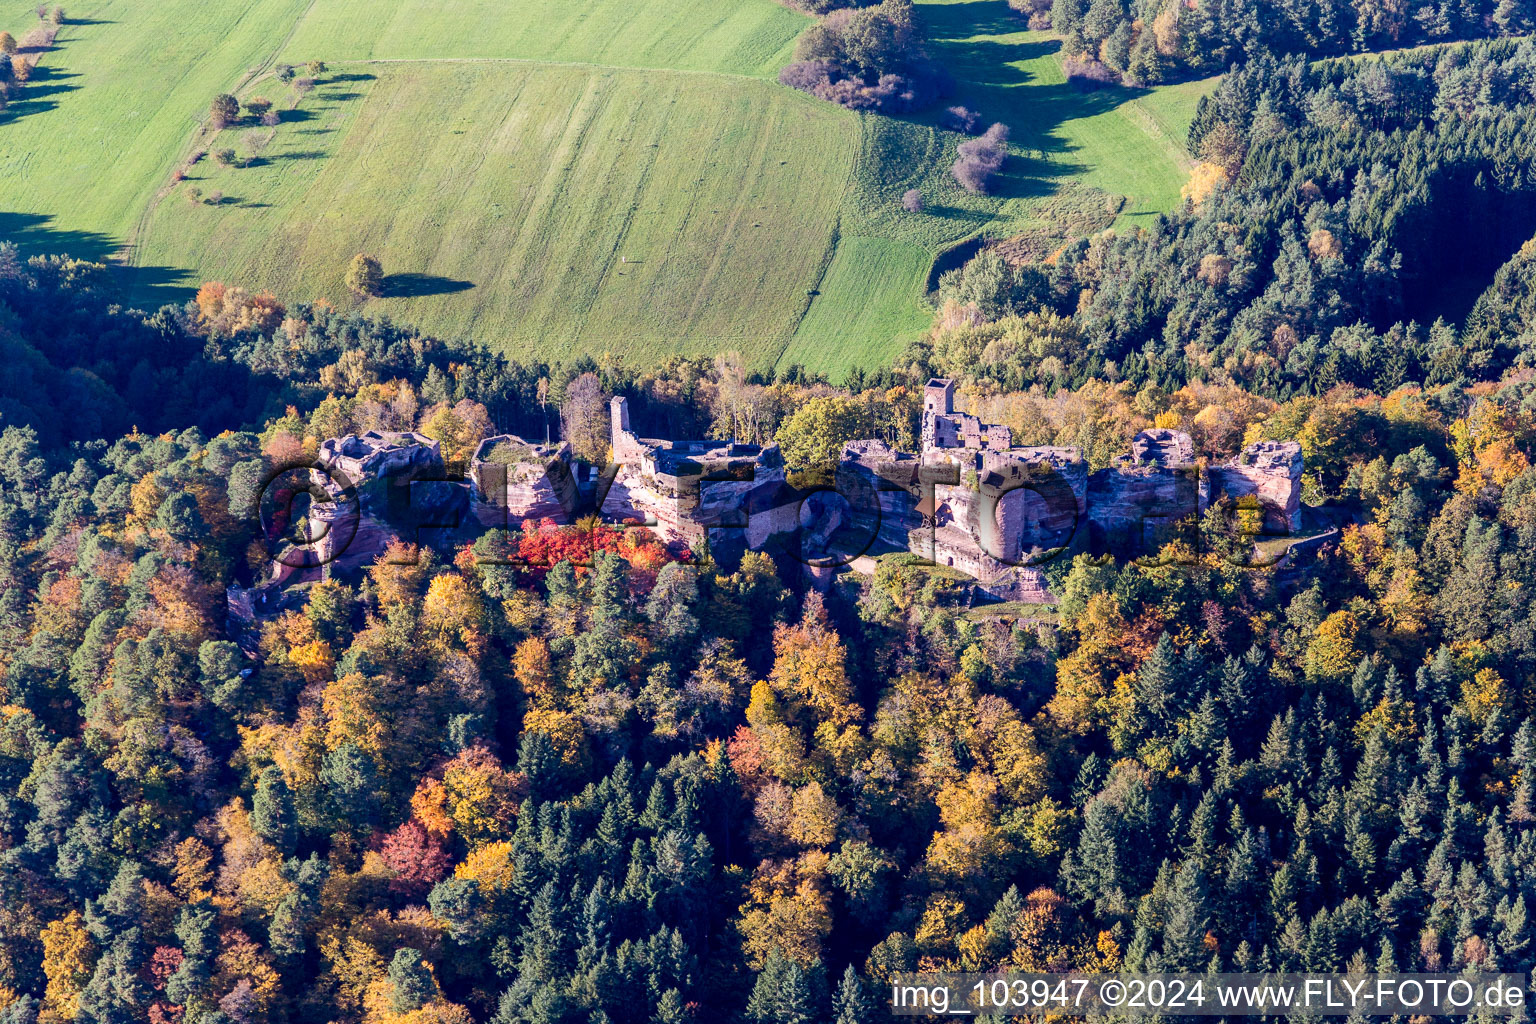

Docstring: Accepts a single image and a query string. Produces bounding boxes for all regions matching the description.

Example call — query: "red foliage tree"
[379,820,452,898]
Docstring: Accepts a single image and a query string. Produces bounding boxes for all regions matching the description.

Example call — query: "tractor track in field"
[327,55,774,84]
[1122,97,1195,174]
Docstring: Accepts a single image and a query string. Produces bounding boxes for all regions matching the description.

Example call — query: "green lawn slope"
[776,0,1219,377]
[137,62,857,365]
[1,0,1214,378]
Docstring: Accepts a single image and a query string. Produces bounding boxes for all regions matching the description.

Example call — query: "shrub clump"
[1063,57,1121,89]
[952,122,1010,193]
[941,105,982,133]
[779,0,949,113]
[1007,0,1054,29]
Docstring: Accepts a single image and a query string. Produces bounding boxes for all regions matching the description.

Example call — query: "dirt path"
[13,22,60,73]
[114,0,319,274]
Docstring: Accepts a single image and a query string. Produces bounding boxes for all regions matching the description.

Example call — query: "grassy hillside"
[0,0,313,298]
[137,63,857,364]
[776,3,1219,376]
[0,0,1213,379]
[275,0,806,75]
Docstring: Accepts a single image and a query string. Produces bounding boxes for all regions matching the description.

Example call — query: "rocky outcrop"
[470,435,580,527]
[1130,427,1195,464]
[308,431,465,578]
[1087,457,1205,558]
[318,431,444,493]
[911,444,1087,602]
[838,439,924,554]
[245,405,1305,620]
[1209,440,1304,532]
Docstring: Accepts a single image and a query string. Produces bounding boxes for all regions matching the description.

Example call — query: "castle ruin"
[603,397,803,559]
[234,380,1307,624]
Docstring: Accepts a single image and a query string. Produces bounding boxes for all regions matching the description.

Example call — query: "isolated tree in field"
[0,32,16,56]
[244,96,272,118]
[346,253,383,298]
[12,56,31,84]
[209,93,239,129]
[49,6,64,25]
[902,189,923,212]
[307,59,327,77]
[560,372,610,464]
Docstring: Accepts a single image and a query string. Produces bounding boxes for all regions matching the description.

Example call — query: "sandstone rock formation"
[469,435,580,527]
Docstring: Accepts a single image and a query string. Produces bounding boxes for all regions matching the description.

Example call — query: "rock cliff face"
[469,435,580,527]
[911,445,1088,603]
[1086,461,1205,558]
[838,440,924,554]
[1208,440,1305,532]
[602,396,805,559]
[308,431,467,578]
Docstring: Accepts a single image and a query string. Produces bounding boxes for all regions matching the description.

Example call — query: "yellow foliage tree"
[40,912,95,1021]
[410,778,454,840]
[513,636,557,704]
[422,575,486,655]
[925,771,1017,894]
[441,747,521,849]
[787,782,842,848]
[453,841,517,895]
[1304,610,1361,683]
[738,852,834,968]
[1048,593,1134,733]
[1462,667,1514,732]
[1181,161,1229,208]
[769,595,861,729]
[290,639,336,686]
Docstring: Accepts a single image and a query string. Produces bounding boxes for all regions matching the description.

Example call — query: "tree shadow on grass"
[0,211,194,308]
[383,273,474,298]
[0,65,79,126]
[0,210,117,263]
[900,0,1158,204]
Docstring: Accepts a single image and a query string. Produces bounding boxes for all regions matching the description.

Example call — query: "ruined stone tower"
[921,378,955,451]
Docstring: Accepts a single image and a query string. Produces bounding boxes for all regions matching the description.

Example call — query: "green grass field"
[138,63,857,363]
[1,0,1215,379]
